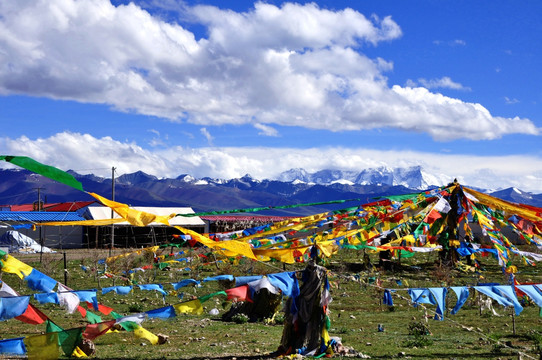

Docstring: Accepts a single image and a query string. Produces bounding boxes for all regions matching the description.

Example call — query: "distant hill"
[0,167,540,215]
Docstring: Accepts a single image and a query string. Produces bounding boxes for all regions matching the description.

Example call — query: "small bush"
[403,321,433,347]
[128,303,144,313]
[231,313,249,324]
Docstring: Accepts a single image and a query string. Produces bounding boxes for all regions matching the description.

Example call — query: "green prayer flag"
[399,250,416,258]
[199,291,227,303]
[157,262,169,270]
[85,310,102,324]
[0,155,84,191]
[110,311,123,319]
[45,320,83,357]
[46,319,63,333]
[118,320,139,332]
[57,328,83,356]
[176,198,361,217]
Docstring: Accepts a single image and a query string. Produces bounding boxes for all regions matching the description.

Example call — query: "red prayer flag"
[225,285,252,303]
[425,210,442,224]
[77,305,87,317]
[83,320,115,340]
[87,302,114,315]
[15,304,48,325]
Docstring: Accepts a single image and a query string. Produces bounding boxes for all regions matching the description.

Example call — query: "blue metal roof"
[0,211,85,222]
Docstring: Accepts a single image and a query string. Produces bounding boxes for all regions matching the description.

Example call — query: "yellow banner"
[89,193,174,226]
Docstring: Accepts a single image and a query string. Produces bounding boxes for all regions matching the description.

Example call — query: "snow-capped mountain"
[1,166,540,215]
[278,165,452,190]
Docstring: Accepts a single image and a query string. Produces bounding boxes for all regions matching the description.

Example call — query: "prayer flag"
[82,320,115,340]
[0,156,83,191]
[85,310,102,324]
[145,306,176,319]
[25,332,60,360]
[0,255,33,278]
[171,279,199,290]
[25,269,57,293]
[16,304,49,325]
[225,285,252,303]
[133,325,159,345]
[173,299,203,315]
[0,296,30,321]
[0,337,26,356]
[58,284,80,314]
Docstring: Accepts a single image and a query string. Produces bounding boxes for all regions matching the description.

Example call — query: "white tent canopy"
[82,206,205,227]
[0,230,56,253]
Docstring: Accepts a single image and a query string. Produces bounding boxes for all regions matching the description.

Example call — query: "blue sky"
[0,0,541,191]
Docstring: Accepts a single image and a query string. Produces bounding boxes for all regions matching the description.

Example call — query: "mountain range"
[0,166,541,216]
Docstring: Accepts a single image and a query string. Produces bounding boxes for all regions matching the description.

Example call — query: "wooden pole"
[63,252,68,286]
[110,166,116,256]
[512,307,516,336]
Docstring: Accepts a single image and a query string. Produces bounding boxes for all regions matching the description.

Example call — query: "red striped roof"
[7,201,95,212]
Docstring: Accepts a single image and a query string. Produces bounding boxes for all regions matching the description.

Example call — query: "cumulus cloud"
[0,1,538,141]
[1,132,542,192]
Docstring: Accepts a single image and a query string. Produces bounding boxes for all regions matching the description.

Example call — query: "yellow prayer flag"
[464,186,542,223]
[316,240,338,258]
[71,346,88,358]
[25,333,60,360]
[89,192,174,226]
[173,299,204,315]
[134,326,159,345]
[0,255,33,278]
[174,226,256,260]
[253,248,297,264]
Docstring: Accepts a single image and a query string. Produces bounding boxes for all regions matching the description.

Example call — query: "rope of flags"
[0,250,303,358]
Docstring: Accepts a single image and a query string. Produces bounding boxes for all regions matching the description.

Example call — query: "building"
[82,206,206,248]
[0,211,86,249]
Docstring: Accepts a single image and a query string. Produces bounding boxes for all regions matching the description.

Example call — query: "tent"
[0,230,56,254]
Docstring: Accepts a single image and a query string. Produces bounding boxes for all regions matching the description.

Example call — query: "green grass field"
[1,246,542,359]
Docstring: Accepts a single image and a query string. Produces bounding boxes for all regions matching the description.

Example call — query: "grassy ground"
[1,246,542,359]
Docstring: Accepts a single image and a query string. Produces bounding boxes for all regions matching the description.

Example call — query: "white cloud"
[433,39,466,46]
[0,1,538,141]
[504,96,519,104]
[407,76,471,91]
[254,123,279,136]
[452,39,466,46]
[200,127,213,145]
[1,132,542,192]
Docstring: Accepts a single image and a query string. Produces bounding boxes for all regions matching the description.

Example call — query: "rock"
[78,339,96,356]
[157,334,169,345]
[397,351,406,357]
[350,315,356,319]
[141,342,147,346]
[366,342,372,346]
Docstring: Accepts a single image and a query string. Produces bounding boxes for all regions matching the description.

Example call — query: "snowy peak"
[278,168,310,182]
[277,166,448,189]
